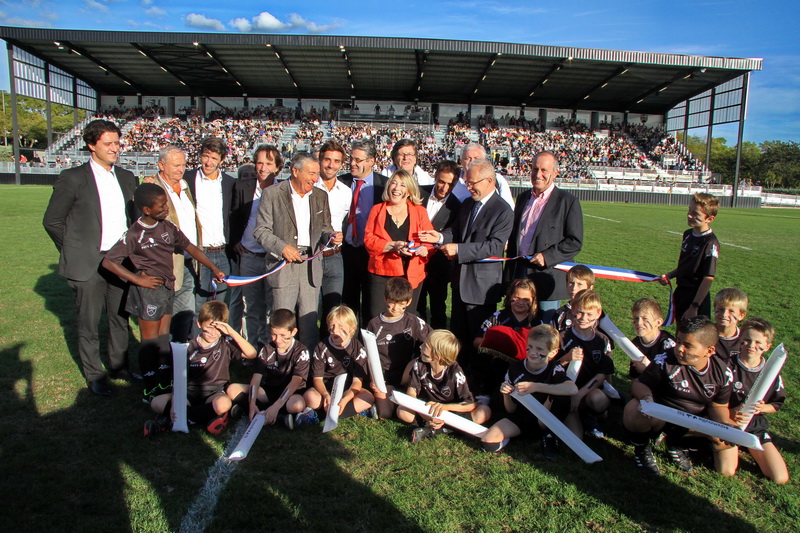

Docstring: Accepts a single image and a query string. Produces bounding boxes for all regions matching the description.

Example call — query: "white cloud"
[185,13,225,31]
[145,6,164,17]
[0,10,52,27]
[85,0,108,13]
[229,11,343,33]
[229,17,252,32]
[141,0,153,5]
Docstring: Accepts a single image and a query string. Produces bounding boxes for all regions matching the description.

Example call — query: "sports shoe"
[358,405,379,419]
[411,425,434,444]
[206,411,229,434]
[281,413,295,431]
[295,408,320,426]
[667,445,694,472]
[230,403,244,420]
[542,433,559,460]
[584,416,605,439]
[143,415,171,437]
[633,443,660,475]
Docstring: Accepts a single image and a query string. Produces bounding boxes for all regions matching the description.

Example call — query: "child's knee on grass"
[151,393,171,414]
[285,394,306,414]
[584,388,610,414]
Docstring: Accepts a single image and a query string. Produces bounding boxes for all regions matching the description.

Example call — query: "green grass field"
[1,185,798,532]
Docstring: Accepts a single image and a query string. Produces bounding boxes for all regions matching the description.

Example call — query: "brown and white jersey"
[254,339,311,391]
[408,358,474,405]
[187,336,243,387]
[311,336,368,382]
[366,312,430,387]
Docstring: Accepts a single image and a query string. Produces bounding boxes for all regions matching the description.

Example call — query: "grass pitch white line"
[664,231,752,250]
[585,214,621,223]
[178,419,248,533]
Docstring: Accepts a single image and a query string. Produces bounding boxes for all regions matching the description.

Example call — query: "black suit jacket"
[184,168,235,246]
[43,162,137,281]
[337,171,389,242]
[422,192,461,232]
[442,192,513,305]
[506,187,583,300]
[229,177,261,250]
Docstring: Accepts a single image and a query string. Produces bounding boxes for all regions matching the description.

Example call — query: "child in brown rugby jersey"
[629,298,676,378]
[712,287,748,362]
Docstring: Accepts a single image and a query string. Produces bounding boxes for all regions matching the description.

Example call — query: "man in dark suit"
[417,160,461,329]
[338,139,389,322]
[43,120,137,396]
[229,145,283,347]
[183,137,235,312]
[506,151,583,323]
[254,152,341,349]
[419,159,513,346]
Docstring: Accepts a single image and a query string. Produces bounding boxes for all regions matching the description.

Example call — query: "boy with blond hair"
[661,192,720,321]
[629,298,676,378]
[552,264,595,332]
[713,287,748,362]
[557,289,614,439]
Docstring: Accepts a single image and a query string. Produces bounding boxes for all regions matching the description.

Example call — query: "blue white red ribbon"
[211,236,334,297]
[475,256,673,325]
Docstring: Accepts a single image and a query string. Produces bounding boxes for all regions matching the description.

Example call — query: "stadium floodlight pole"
[6,42,20,185]
[731,72,750,208]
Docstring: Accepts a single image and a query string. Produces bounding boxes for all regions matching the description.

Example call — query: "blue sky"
[0,0,797,144]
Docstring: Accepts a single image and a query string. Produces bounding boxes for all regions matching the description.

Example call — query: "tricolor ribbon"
[475,256,673,325]
[212,236,334,296]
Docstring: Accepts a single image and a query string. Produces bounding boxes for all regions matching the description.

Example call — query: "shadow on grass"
[498,403,759,533]
[212,418,425,532]
[0,342,224,531]
[33,263,140,379]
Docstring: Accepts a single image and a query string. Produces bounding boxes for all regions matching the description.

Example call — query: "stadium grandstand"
[1,26,786,206]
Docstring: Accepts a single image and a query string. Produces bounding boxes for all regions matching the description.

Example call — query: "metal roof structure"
[0,26,762,115]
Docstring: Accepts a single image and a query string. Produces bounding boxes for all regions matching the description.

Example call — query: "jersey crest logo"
[592,350,603,363]
[734,381,743,390]
[441,385,452,397]
[146,304,157,317]
[703,383,716,397]
[162,232,170,244]
[343,356,352,367]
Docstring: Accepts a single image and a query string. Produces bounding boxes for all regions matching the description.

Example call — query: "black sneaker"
[143,415,171,437]
[633,443,660,475]
[411,425,434,444]
[584,416,605,439]
[542,433,559,460]
[667,445,694,472]
[206,412,229,435]
[281,413,295,431]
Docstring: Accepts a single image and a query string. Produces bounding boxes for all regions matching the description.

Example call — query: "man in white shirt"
[452,143,515,209]
[43,120,138,396]
[254,153,341,349]
[230,145,283,347]
[314,140,351,334]
[184,137,235,313]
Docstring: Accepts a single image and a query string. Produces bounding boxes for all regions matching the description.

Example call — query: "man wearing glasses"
[338,139,389,321]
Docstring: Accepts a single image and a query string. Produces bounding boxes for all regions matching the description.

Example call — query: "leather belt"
[323,247,341,257]
[203,245,227,252]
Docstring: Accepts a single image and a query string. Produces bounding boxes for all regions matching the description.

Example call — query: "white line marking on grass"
[585,214,621,223]
[178,419,248,533]
[664,231,751,250]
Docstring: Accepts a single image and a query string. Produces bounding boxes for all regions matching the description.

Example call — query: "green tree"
[1,91,87,149]
[758,141,800,188]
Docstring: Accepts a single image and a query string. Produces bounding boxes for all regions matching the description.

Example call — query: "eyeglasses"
[350,156,371,164]
[397,152,416,159]
[464,177,489,188]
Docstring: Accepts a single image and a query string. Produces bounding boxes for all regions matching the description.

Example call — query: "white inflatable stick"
[228,413,266,461]
[361,329,387,394]
[390,391,488,438]
[322,373,348,433]
[170,342,189,433]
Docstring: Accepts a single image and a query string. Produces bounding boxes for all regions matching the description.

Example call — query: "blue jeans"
[240,251,272,347]
[228,254,244,336]
[195,249,231,312]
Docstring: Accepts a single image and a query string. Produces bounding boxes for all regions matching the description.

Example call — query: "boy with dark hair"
[557,289,614,439]
[552,264,595,332]
[624,316,734,475]
[713,287,748,362]
[629,298,676,378]
[366,277,431,418]
[102,183,226,401]
[144,300,257,436]
[248,308,311,429]
[661,192,720,321]
[481,325,577,459]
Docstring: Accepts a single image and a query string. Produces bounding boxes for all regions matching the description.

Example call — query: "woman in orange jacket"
[364,170,435,319]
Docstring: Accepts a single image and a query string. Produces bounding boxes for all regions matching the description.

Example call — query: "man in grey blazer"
[43,120,137,396]
[506,151,583,322]
[254,152,341,349]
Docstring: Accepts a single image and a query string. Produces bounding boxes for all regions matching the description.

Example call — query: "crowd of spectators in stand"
[49,104,705,180]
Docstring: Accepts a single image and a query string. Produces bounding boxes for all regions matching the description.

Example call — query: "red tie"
[348,178,365,241]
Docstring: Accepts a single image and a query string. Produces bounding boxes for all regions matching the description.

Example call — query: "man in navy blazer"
[419,159,513,345]
[338,139,389,322]
[506,151,583,322]
[417,160,462,329]
[43,120,137,396]
[183,137,236,312]
[254,152,341,349]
